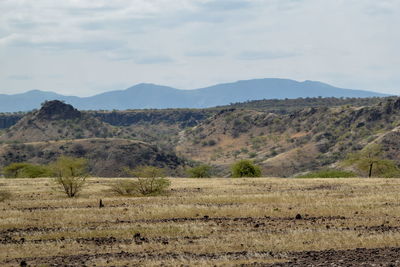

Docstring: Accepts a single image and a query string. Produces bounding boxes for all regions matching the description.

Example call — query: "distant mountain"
[0,78,391,112]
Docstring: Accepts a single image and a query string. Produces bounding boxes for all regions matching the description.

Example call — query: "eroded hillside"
[0,101,188,176]
[178,98,400,176]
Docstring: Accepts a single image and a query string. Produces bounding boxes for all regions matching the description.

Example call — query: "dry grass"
[1,177,400,266]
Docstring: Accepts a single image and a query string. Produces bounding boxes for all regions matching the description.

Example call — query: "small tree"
[187,165,212,178]
[344,144,400,178]
[231,160,262,178]
[115,166,170,196]
[51,156,88,197]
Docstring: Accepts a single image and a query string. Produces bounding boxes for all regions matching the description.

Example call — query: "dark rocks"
[37,100,82,121]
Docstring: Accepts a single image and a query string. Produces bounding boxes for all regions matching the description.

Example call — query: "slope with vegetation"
[178,98,400,177]
[0,101,187,177]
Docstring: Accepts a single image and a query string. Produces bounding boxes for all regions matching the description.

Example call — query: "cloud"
[0,0,399,96]
[237,50,298,60]
[134,55,174,64]
[197,0,252,11]
[7,75,32,81]
[185,50,224,57]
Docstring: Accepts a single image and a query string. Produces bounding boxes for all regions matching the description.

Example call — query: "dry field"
[1,178,400,266]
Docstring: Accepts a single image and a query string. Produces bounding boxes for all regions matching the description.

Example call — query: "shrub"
[118,166,171,196]
[297,169,356,178]
[3,163,52,178]
[187,165,212,178]
[51,156,88,198]
[231,160,262,178]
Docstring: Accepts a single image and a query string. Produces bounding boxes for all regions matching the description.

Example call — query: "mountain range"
[0,78,390,112]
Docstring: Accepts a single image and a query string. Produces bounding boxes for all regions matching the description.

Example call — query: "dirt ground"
[1,178,400,266]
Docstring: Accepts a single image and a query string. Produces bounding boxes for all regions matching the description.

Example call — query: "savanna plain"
[1,178,400,266]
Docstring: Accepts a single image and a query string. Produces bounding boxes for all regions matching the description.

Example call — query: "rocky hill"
[177,98,400,176]
[0,100,188,176]
[0,100,114,142]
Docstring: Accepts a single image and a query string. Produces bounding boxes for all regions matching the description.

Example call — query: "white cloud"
[0,0,399,96]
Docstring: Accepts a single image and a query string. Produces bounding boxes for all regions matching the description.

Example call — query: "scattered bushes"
[113,166,171,196]
[187,165,212,178]
[231,160,262,178]
[297,169,357,178]
[51,156,88,198]
[3,163,52,178]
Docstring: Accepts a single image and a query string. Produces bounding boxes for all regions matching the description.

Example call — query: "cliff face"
[0,114,23,129]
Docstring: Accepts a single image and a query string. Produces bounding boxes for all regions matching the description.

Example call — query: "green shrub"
[297,169,356,178]
[231,160,262,178]
[187,165,212,178]
[3,163,52,178]
[51,156,88,198]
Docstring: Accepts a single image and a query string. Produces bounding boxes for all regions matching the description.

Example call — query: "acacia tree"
[345,144,399,178]
[51,156,88,197]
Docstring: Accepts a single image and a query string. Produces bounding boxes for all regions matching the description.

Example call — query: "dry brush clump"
[111,166,171,196]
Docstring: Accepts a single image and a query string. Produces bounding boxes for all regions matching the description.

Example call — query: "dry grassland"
[1,178,400,266]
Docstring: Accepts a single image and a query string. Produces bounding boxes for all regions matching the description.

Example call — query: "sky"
[0,0,399,96]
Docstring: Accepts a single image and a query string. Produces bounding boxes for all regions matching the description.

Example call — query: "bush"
[187,165,212,178]
[3,163,52,178]
[297,169,357,178]
[51,156,88,198]
[117,166,171,196]
[231,160,262,178]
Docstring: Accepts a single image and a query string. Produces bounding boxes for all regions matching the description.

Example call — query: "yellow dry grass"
[1,177,400,266]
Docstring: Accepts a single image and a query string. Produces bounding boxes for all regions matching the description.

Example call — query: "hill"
[0,100,113,142]
[0,138,184,177]
[0,79,389,112]
[177,98,400,176]
[0,101,187,176]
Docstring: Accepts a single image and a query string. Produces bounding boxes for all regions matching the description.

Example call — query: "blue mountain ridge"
[0,78,390,112]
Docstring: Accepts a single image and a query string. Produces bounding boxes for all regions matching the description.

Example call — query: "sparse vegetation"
[296,169,356,178]
[1,178,400,265]
[51,156,88,197]
[231,160,262,178]
[2,162,52,178]
[118,166,171,196]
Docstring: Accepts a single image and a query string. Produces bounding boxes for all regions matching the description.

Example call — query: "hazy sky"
[1,0,399,96]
